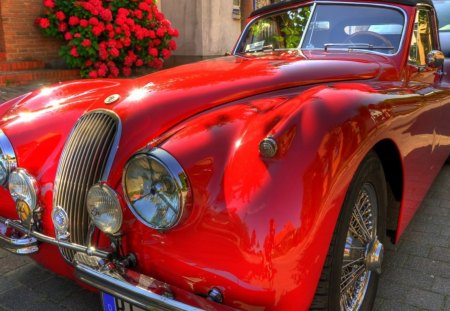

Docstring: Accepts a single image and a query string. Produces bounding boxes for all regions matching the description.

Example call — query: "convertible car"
[0,0,449,310]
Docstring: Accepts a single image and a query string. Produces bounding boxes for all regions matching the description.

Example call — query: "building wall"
[0,0,61,62]
[161,0,241,58]
[0,3,4,54]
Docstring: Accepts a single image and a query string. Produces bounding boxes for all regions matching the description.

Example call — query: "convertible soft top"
[250,0,434,17]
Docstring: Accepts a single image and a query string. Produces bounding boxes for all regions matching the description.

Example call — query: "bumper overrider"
[0,216,236,311]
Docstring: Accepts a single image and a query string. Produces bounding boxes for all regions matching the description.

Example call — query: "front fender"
[120,83,392,310]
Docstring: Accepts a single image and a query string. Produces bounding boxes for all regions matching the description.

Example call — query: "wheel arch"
[372,139,403,243]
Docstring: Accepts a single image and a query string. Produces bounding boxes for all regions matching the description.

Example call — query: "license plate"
[102,292,145,311]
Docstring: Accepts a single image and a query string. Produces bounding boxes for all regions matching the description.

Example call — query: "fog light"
[16,200,33,227]
[86,184,122,235]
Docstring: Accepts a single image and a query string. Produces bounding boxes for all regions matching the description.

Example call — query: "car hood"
[0,51,385,180]
[2,51,384,123]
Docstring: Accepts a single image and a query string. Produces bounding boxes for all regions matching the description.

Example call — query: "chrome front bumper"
[0,216,235,311]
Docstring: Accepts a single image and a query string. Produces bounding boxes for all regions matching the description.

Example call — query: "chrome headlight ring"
[0,130,17,186]
[123,148,190,231]
[86,183,123,235]
[8,168,39,209]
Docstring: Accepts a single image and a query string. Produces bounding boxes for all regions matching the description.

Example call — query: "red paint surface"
[0,1,449,310]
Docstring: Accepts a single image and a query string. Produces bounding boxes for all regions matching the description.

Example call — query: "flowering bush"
[35,0,179,78]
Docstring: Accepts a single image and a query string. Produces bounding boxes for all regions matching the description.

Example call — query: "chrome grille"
[53,110,120,261]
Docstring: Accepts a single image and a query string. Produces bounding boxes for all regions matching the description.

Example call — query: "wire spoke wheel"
[311,152,387,311]
[340,183,378,310]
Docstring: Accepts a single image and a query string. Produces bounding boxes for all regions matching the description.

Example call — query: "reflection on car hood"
[0,51,386,161]
[3,51,383,122]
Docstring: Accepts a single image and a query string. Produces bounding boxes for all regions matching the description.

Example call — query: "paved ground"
[1,84,450,310]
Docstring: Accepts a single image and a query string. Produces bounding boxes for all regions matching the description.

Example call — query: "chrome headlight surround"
[123,148,190,231]
[0,130,17,186]
[8,168,39,213]
[86,184,123,235]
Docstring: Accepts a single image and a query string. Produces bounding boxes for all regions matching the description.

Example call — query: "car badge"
[16,200,33,227]
[104,94,121,105]
[52,206,70,240]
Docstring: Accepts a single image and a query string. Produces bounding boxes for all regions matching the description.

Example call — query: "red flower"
[55,11,66,21]
[156,28,165,38]
[161,19,171,28]
[82,39,92,47]
[150,58,163,69]
[68,16,80,26]
[118,8,129,16]
[134,9,143,19]
[155,12,164,21]
[100,9,113,22]
[89,17,99,26]
[123,67,132,76]
[43,0,55,8]
[98,64,108,77]
[148,30,156,39]
[148,47,158,57]
[110,48,120,58]
[74,33,81,38]
[89,70,98,78]
[38,18,51,29]
[161,49,171,59]
[80,19,89,27]
[168,28,179,37]
[70,47,79,57]
[64,32,73,40]
[136,59,144,67]
[168,39,177,51]
[92,23,105,36]
[138,2,150,11]
[85,60,94,67]
[58,22,68,32]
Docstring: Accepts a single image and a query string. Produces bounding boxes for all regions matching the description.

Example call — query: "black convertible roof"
[250,0,434,17]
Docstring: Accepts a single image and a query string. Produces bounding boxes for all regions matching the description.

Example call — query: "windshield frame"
[233,1,408,57]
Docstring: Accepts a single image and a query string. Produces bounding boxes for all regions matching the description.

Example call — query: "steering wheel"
[344,31,393,49]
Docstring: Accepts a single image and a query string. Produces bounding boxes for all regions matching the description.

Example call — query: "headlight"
[86,184,123,235]
[8,169,38,209]
[0,130,17,186]
[123,148,189,231]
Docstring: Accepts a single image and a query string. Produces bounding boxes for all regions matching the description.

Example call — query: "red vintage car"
[0,0,449,310]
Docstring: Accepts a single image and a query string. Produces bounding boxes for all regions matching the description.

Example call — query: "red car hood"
[2,51,383,122]
[0,51,385,181]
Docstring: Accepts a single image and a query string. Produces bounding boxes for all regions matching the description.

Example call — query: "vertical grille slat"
[53,111,120,261]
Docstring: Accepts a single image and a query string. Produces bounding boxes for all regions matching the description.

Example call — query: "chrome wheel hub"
[365,239,384,275]
[340,183,380,311]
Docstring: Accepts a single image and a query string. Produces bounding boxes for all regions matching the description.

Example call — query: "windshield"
[236,4,405,55]
[433,1,450,31]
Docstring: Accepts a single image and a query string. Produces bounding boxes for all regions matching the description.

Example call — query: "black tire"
[310,152,387,310]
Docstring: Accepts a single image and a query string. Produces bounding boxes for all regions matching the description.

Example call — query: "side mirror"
[426,50,445,68]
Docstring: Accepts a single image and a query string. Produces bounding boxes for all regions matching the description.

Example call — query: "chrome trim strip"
[75,264,204,311]
[53,109,121,261]
[0,129,17,185]
[122,148,190,231]
[0,216,109,259]
[0,225,39,255]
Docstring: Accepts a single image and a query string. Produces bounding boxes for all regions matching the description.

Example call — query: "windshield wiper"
[323,43,394,51]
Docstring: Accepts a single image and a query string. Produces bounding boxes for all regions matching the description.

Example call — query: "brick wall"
[0,0,61,63]
[0,3,5,54]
